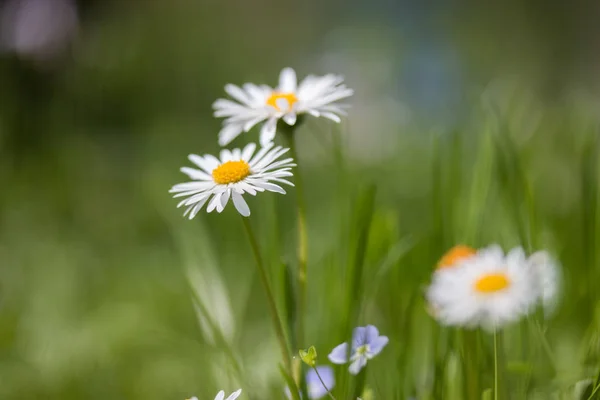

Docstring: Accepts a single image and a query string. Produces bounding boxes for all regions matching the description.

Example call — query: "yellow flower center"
[266,92,298,111]
[474,273,511,293]
[212,160,250,184]
[437,245,476,269]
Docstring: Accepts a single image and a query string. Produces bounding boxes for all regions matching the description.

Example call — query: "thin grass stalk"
[241,217,292,375]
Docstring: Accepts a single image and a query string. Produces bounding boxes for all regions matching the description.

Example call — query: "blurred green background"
[2,0,600,399]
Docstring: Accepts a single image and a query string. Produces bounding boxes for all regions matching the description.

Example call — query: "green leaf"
[279,364,302,400]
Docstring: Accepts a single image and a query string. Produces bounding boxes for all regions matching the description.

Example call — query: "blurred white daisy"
[527,250,561,316]
[213,67,354,146]
[426,245,538,331]
[187,389,242,400]
[170,143,295,218]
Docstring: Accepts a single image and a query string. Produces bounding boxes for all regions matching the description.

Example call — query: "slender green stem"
[312,366,337,400]
[588,383,600,400]
[286,131,308,351]
[494,329,499,400]
[462,329,480,400]
[587,367,600,400]
[241,216,292,374]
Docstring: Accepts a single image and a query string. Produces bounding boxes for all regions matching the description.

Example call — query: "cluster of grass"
[1,77,600,400]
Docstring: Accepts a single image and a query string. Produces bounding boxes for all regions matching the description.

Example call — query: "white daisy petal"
[244,83,270,102]
[251,146,283,169]
[220,149,234,162]
[275,98,292,113]
[250,180,286,194]
[207,193,223,213]
[243,115,268,132]
[278,67,297,93]
[237,181,258,195]
[225,84,253,105]
[232,191,250,217]
[213,99,250,116]
[259,157,294,172]
[189,154,219,173]
[241,142,257,161]
[528,251,560,316]
[225,389,242,400]
[249,142,275,165]
[267,177,294,186]
[180,167,212,181]
[188,197,209,219]
[265,169,295,178]
[219,123,245,146]
[214,391,226,400]
[219,188,231,211]
[170,181,215,194]
[180,192,211,207]
[283,112,297,125]
[321,111,342,123]
[260,118,277,146]
[232,148,242,160]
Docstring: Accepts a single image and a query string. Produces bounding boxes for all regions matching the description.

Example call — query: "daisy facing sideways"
[170,143,295,218]
[213,67,354,146]
[426,245,542,331]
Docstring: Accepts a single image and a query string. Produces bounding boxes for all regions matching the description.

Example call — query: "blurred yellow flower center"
[437,245,476,269]
[266,92,298,111]
[474,273,511,293]
[212,160,250,184]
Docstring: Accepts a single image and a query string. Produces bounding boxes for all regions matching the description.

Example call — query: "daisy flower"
[328,325,389,375]
[213,67,354,146]
[170,143,295,218]
[426,245,538,331]
[285,365,335,399]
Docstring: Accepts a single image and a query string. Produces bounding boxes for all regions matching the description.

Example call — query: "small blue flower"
[285,365,335,399]
[327,325,389,375]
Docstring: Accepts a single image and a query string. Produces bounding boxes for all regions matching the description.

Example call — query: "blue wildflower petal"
[328,342,349,364]
[352,327,368,349]
[364,325,380,344]
[348,355,367,375]
[367,335,389,358]
[307,366,335,399]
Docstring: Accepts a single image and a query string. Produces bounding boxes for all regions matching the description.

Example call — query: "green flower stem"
[312,366,337,400]
[587,373,600,400]
[494,329,499,400]
[462,329,480,400]
[285,127,308,352]
[241,216,292,374]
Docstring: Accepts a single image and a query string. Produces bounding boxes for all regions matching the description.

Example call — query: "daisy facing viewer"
[170,143,295,218]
